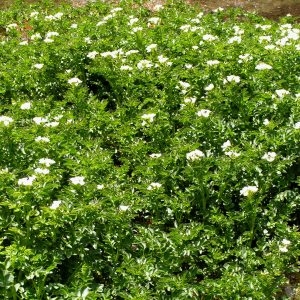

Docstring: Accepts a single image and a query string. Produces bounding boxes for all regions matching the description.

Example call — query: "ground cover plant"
[0,0,300,298]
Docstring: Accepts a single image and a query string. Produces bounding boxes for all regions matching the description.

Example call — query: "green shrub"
[0,0,299,298]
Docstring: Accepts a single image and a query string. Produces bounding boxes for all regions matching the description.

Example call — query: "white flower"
[96,21,107,27]
[180,24,191,32]
[35,136,50,143]
[125,50,139,56]
[294,122,300,129]
[228,36,242,44]
[262,152,277,162]
[279,246,288,253]
[148,17,160,25]
[255,62,273,70]
[179,81,190,89]
[50,200,61,209]
[31,33,42,40]
[18,175,36,186]
[97,184,104,190]
[184,97,196,104]
[255,24,272,30]
[185,64,193,69]
[149,153,161,158]
[128,17,139,26]
[70,176,85,185]
[53,12,63,20]
[233,26,244,35]
[19,41,28,45]
[196,109,211,117]
[238,53,253,63]
[20,102,31,110]
[207,60,220,66]
[70,23,78,29]
[264,45,278,50]
[240,186,258,197]
[119,205,130,211]
[275,89,290,98]
[44,38,54,43]
[147,182,162,190]
[146,44,157,52]
[45,32,59,38]
[224,75,240,84]
[157,55,169,64]
[186,149,205,161]
[53,115,63,121]
[141,113,156,124]
[282,239,291,246]
[132,27,143,33]
[225,151,240,157]
[192,46,199,50]
[276,37,290,47]
[100,50,123,59]
[33,64,44,69]
[213,7,224,12]
[221,140,231,150]
[39,158,55,167]
[30,11,39,18]
[263,119,270,126]
[111,7,123,13]
[153,4,163,11]
[6,23,18,31]
[87,51,98,59]
[34,168,50,175]
[120,65,133,71]
[44,121,59,127]
[0,116,13,126]
[204,83,214,91]
[137,60,153,69]
[45,15,56,21]
[84,37,92,44]
[202,34,218,41]
[68,77,82,86]
[33,117,48,125]
[259,35,272,42]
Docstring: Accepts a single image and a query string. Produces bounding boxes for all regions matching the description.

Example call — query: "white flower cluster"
[149,153,162,158]
[0,116,13,126]
[262,152,277,162]
[39,158,55,167]
[279,238,291,253]
[18,175,36,186]
[274,89,290,98]
[196,109,211,118]
[240,186,258,197]
[255,62,273,70]
[146,43,157,52]
[68,77,82,86]
[45,12,63,21]
[147,182,162,190]
[70,176,85,185]
[101,49,124,59]
[186,149,205,161]
[141,113,156,125]
[221,140,240,157]
[223,75,240,84]
[207,60,220,66]
[137,60,153,69]
[87,51,98,59]
[50,200,61,210]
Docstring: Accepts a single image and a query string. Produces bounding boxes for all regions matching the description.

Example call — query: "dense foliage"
[0,0,299,298]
